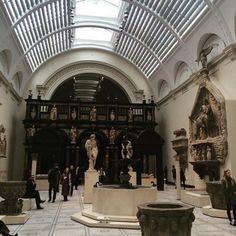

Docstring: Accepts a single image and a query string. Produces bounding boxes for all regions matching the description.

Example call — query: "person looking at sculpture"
[60,167,70,201]
[23,175,45,209]
[85,134,98,170]
[69,165,76,196]
[221,169,236,226]
[48,163,61,203]
[90,106,97,121]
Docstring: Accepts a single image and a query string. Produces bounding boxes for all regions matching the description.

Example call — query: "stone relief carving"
[189,75,228,180]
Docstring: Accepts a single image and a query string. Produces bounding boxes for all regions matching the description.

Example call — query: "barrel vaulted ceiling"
[0,0,219,81]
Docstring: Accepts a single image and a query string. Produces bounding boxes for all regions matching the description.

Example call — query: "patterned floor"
[5,185,236,236]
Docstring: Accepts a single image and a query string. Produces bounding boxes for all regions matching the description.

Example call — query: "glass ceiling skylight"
[1,0,211,78]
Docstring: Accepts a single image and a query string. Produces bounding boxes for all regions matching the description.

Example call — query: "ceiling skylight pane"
[75,28,112,41]
[76,0,121,18]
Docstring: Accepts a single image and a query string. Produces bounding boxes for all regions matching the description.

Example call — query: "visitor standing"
[69,165,76,196]
[48,163,61,202]
[221,169,236,226]
[61,167,70,201]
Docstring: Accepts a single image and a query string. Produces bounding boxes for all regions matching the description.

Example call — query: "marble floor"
[5,185,236,236]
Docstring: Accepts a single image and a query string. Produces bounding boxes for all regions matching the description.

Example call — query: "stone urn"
[0,181,26,215]
[206,181,226,210]
[137,202,195,236]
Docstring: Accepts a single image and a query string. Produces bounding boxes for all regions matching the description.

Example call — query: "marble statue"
[50,104,57,120]
[90,106,97,121]
[85,134,98,170]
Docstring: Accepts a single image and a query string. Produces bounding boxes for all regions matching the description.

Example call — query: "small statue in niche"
[146,110,152,121]
[30,106,37,119]
[71,108,77,120]
[206,146,212,160]
[69,126,77,144]
[90,106,97,121]
[194,99,211,139]
[109,127,116,144]
[0,125,6,156]
[50,104,57,120]
[27,125,36,138]
[195,45,215,69]
[110,110,115,121]
[128,107,133,122]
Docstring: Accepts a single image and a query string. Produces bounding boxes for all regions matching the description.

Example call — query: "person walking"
[23,175,45,209]
[69,165,76,196]
[48,163,61,203]
[221,169,236,226]
[61,167,70,201]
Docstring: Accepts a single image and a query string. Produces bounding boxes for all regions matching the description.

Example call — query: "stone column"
[31,153,38,177]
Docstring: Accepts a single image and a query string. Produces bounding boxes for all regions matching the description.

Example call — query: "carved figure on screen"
[50,104,57,120]
[85,134,98,170]
[109,127,116,144]
[110,110,115,121]
[0,125,6,156]
[147,110,152,121]
[27,125,36,138]
[30,106,37,119]
[71,108,77,120]
[128,107,133,122]
[90,106,97,121]
[69,126,77,144]
[121,135,133,159]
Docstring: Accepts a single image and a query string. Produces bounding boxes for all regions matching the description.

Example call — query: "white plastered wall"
[23,48,151,101]
[0,76,21,180]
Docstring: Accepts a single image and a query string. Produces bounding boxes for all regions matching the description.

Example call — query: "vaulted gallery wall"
[152,0,236,186]
[0,75,21,180]
[155,55,236,186]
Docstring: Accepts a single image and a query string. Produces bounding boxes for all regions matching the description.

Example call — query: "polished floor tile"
[4,185,236,236]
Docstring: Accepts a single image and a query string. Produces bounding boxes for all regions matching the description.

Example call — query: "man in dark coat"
[48,163,61,202]
[0,220,17,236]
[69,165,76,196]
[221,169,236,226]
[23,175,45,209]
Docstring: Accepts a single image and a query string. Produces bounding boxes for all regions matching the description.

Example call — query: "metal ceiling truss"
[1,0,210,79]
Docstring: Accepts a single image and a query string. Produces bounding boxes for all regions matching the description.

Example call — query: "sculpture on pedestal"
[85,134,98,171]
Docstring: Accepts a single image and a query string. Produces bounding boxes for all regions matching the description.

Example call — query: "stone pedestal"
[137,202,195,236]
[83,170,98,203]
[92,186,156,216]
[129,171,136,186]
[0,181,26,215]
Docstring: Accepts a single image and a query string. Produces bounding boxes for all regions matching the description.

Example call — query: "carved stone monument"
[0,181,26,215]
[189,71,227,181]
